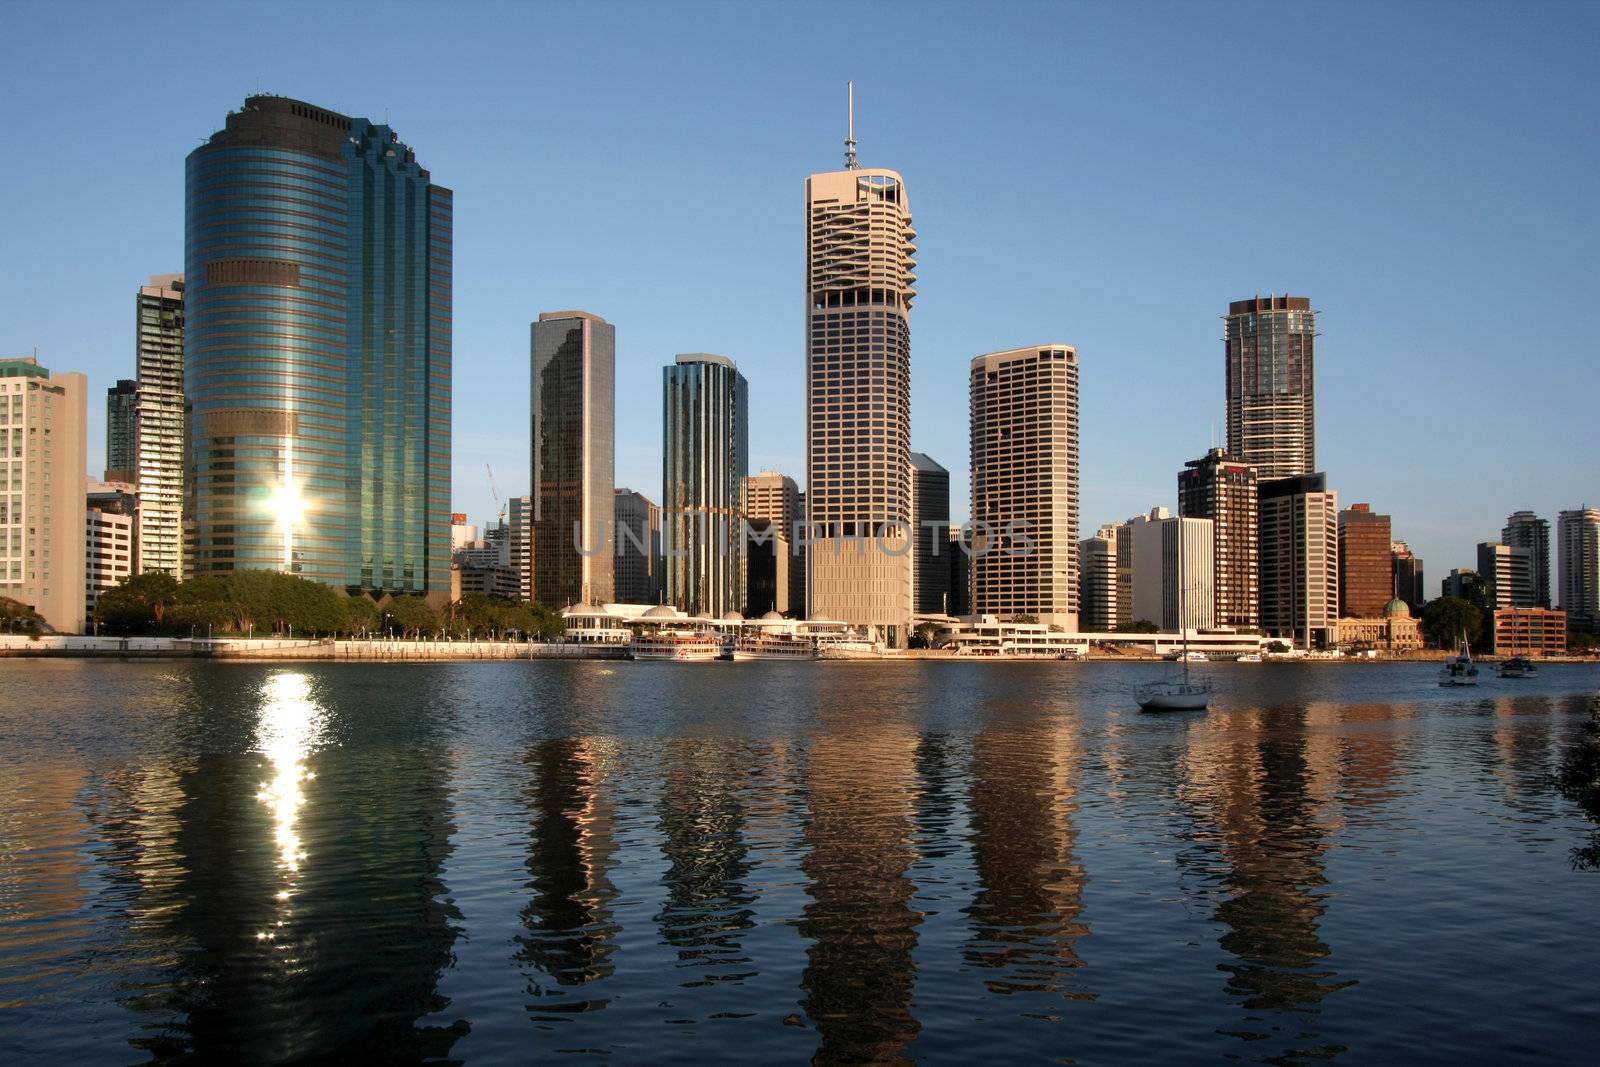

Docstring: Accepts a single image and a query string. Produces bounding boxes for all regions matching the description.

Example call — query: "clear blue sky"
[3,0,1596,582]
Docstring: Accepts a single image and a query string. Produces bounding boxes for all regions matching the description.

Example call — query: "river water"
[1,659,1597,1064]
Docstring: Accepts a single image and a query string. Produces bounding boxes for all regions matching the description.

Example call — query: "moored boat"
[1496,655,1537,678]
[630,631,721,662]
[732,633,818,661]
[1438,638,1479,686]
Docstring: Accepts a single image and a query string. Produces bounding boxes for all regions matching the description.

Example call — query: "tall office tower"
[1178,447,1259,629]
[1391,540,1425,609]
[1112,520,1134,629]
[1127,508,1216,631]
[1,357,87,633]
[131,275,186,578]
[805,117,916,642]
[909,452,950,615]
[85,482,137,620]
[970,346,1081,629]
[105,379,137,483]
[1557,507,1600,630]
[745,519,790,617]
[662,354,747,617]
[1078,523,1119,631]
[1338,503,1392,618]
[947,524,972,617]
[613,488,662,605]
[1501,511,1551,608]
[186,96,452,596]
[746,470,803,617]
[531,311,614,607]
[507,495,533,603]
[1259,473,1338,649]
[1477,541,1534,610]
[1224,295,1317,478]
[1442,568,1486,609]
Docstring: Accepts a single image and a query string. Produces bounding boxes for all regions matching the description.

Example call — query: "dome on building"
[720,611,745,623]
[760,610,784,621]
[1384,598,1411,618]
[643,604,678,619]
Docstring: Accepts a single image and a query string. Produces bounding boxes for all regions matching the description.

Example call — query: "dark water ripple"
[1,659,1598,1064]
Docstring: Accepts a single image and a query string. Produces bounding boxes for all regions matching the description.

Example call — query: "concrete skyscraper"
[1259,473,1339,649]
[1078,524,1119,632]
[909,452,950,615]
[1557,507,1600,630]
[186,96,452,596]
[662,354,747,617]
[1178,447,1259,629]
[132,274,186,579]
[970,345,1080,629]
[1478,540,1534,611]
[746,470,803,618]
[1127,508,1216,632]
[1501,511,1551,608]
[531,311,614,607]
[613,488,662,605]
[2,357,87,633]
[1391,540,1425,610]
[1225,295,1317,478]
[805,97,917,643]
[1338,503,1393,618]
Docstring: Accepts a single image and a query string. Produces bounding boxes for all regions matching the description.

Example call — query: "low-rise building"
[1335,598,1424,653]
[1491,607,1567,657]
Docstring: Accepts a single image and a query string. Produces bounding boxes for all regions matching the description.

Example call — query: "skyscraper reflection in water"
[517,738,621,1017]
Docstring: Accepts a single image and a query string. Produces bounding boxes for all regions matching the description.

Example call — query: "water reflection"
[798,727,922,1062]
[517,738,621,1018]
[1181,705,1353,1060]
[253,673,322,956]
[964,718,1091,1001]
[654,738,757,986]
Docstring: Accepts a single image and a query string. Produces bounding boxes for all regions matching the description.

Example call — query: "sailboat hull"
[1136,684,1211,711]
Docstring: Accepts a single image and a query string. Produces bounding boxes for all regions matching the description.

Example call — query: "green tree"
[528,601,565,639]
[1,596,46,635]
[1423,596,1483,649]
[1266,640,1291,654]
[384,595,437,638]
[343,595,380,636]
[94,573,179,634]
[1116,619,1160,634]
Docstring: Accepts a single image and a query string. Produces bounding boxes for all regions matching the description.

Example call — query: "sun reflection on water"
[253,672,325,950]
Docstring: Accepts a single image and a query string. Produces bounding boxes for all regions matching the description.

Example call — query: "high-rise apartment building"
[662,354,747,617]
[1078,523,1118,632]
[1557,507,1600,630]
[1178,447,1259,629]
[746,470,803,618]
[1,357,87,633]
[105,379,137,483]
[1478,541,1534,611]
[1225,295,1317,478]
[1259,473,1338,649]
[1127,508,1216,632]
[186,96,452,596]
[1338,503,1392,618]
[508,495,533,604]
[1391,541,1425,609]
[970,346,1080,629]
[614,488,662,606]
[805,132,916,642]
[909,452,950,615]
[531,311,614,607]
[131,275,186,578]
[1501,511,1551,608]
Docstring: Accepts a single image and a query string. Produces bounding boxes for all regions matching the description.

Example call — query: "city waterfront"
[2,661,1597,1063]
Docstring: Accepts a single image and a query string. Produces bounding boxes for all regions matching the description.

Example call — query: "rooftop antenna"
[844,80,859,170]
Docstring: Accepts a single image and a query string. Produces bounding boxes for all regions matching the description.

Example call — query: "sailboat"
[1438,631,1479,686]
[1135,561,1212,712]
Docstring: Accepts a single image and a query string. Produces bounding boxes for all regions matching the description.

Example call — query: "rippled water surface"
[2,660,1598,1063]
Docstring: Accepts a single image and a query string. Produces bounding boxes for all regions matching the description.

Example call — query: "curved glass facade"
[185,96,451,595]
[662,354,748,617]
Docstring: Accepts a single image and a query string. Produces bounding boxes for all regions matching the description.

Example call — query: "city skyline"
[2,4,1596,582]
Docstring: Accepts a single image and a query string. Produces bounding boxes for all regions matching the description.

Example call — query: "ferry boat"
[1235,653,1263,663]
[629,631,721,662]
[732,633,818,661]
[1496,656,1537,678]
[816,637,886,660]
[1167,650,1209,663]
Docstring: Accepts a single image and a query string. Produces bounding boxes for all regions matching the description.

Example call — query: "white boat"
[1438,635,1479,686]
[1135,570,1211,712]
[1236,653,1263,663]
[816,639,885,660]
[630,631,720,662]
[1167,650,1209,663]
[732,633,818,661]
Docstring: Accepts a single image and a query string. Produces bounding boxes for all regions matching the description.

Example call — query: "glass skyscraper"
[133,275,186,578]
[185,96,452,596]
[104,379,137,483]
[1225,295,1317,478]
[662,354,747,617]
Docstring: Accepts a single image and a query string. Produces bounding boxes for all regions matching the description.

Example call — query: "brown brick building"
[1339,503,1392,618]
[1491,607,1567,657]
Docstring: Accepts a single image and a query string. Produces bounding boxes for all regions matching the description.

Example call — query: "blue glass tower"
[662,354,748,617]
[185,96,452,596]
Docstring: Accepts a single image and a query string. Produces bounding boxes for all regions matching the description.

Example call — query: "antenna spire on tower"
[845,80,859,170]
